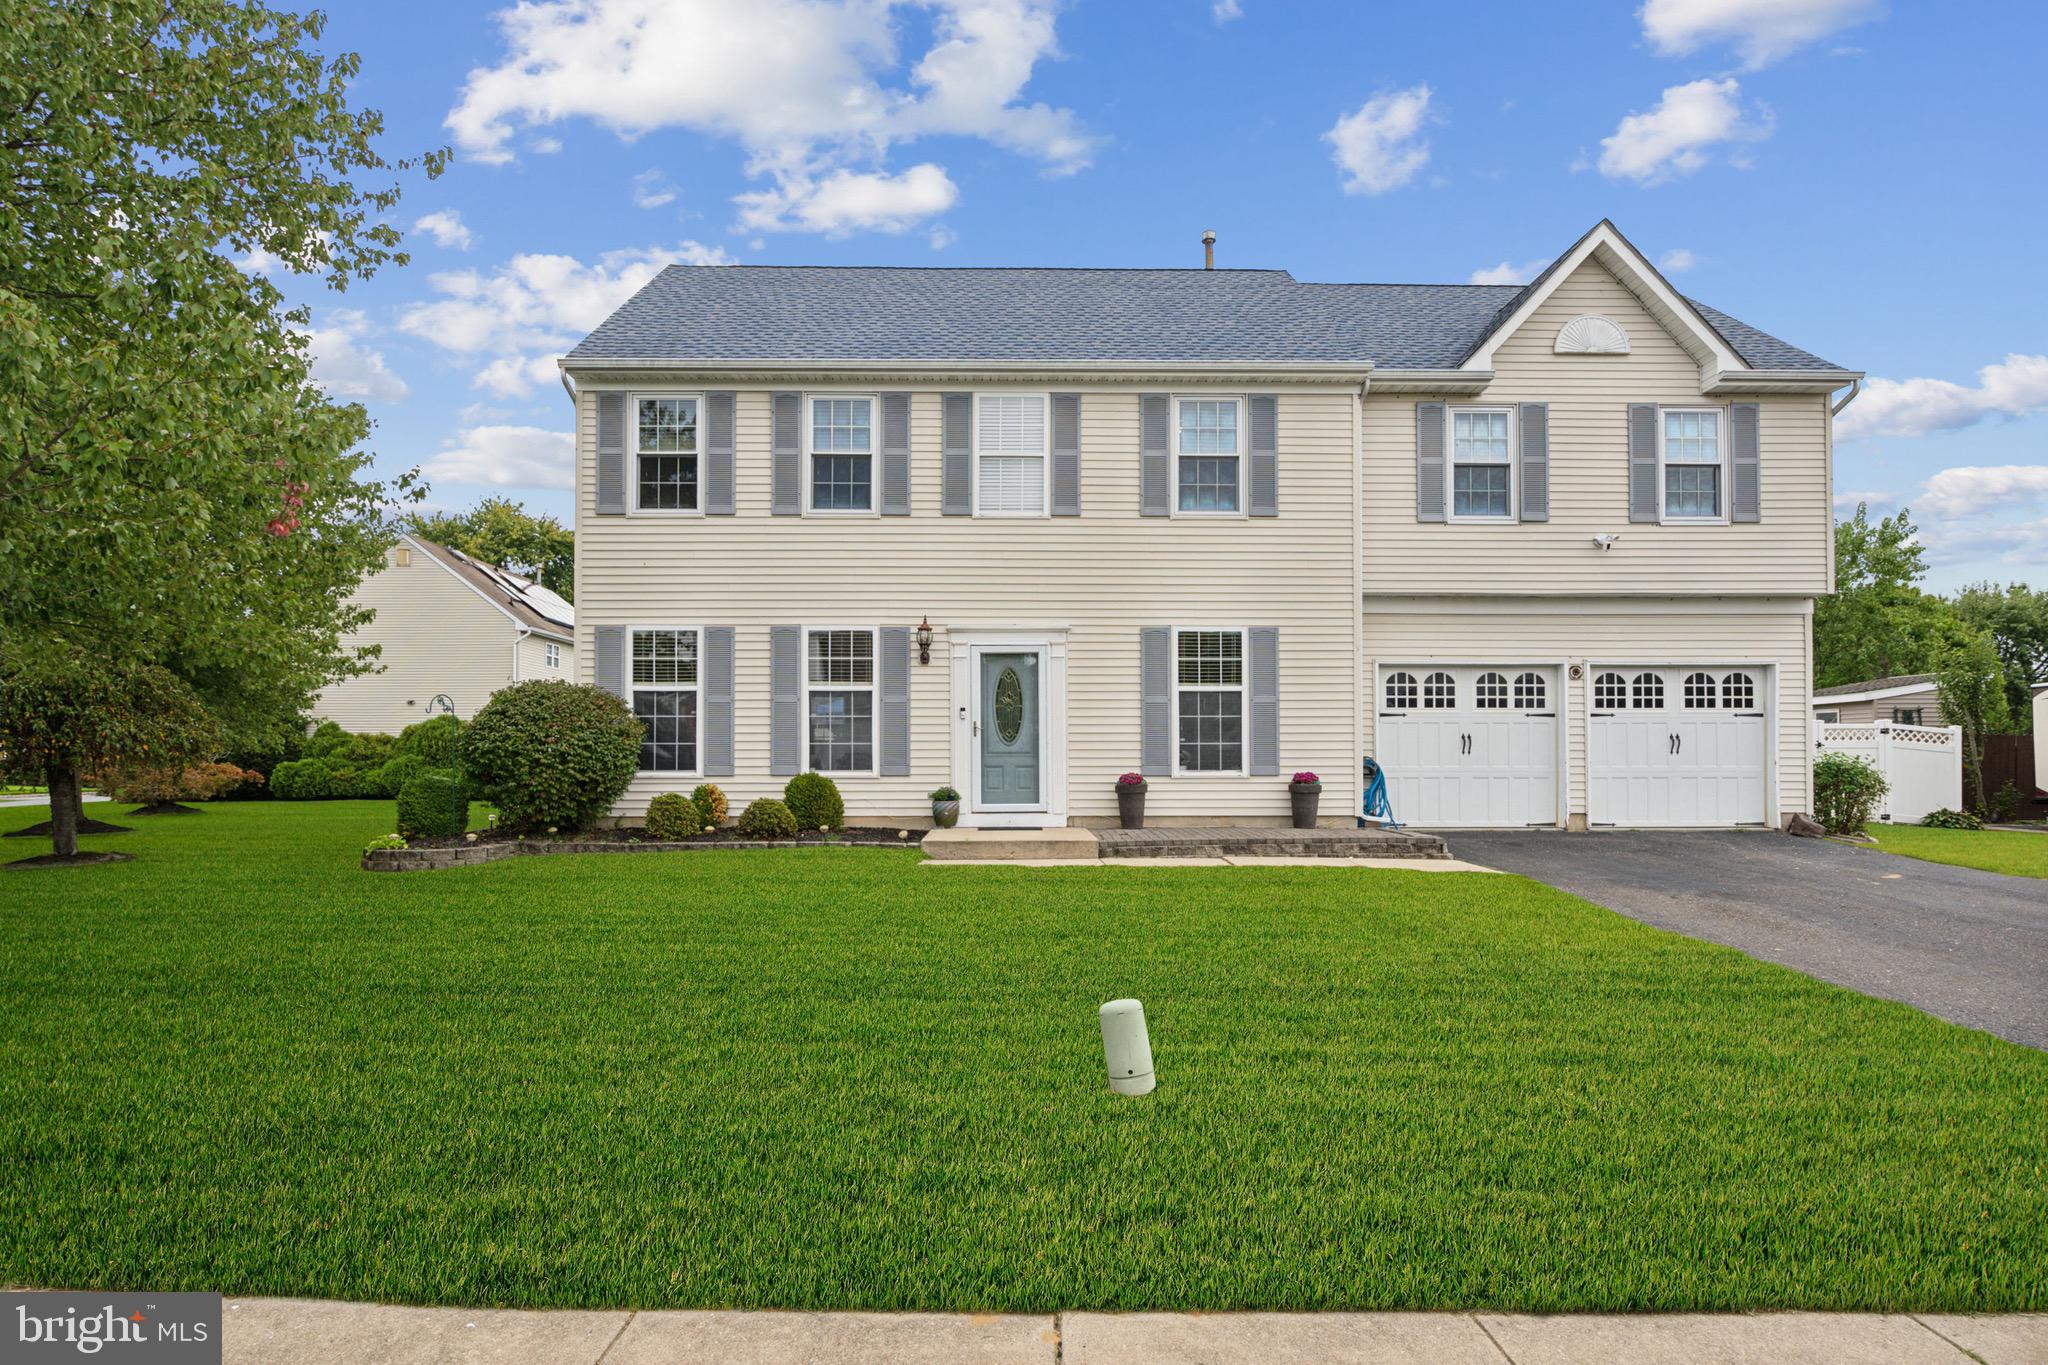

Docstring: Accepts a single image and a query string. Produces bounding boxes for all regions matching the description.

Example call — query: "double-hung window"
[1175,397,1243,513]
[632,628,698,772]
[806,628,875,774]
[1175,628,1244,774]
[808,395,874,512]
[634,396,699,512]
[975,394,1048,516]
[543,642,561,669]
[1661,408,1725,521]
[1450,407,1513,520]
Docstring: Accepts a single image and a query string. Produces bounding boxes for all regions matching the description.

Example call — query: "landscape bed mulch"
[404,826,919,850]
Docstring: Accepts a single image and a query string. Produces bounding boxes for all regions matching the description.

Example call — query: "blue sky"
[268,0,2048,590]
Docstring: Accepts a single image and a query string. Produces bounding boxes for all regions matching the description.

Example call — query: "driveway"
[1446,830,2048,1050]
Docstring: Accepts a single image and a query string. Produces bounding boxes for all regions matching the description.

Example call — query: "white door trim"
[1585,659,1778,827]
[950,628,1069,828]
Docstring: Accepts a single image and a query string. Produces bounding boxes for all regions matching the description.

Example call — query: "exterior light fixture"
[1099,998,1155,1096]
[915,616,933,665]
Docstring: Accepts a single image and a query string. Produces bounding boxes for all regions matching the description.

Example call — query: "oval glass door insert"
[994,666,1024,744]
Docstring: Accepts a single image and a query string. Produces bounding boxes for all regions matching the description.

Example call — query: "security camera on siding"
[1592,534,1621,552]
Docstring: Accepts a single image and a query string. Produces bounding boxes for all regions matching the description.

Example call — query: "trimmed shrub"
[396,714,464,767]
[337,732,396,769]
[220,728,305,797]
[645,792,704,840]
[363,753,427,800]
[459,680,641,833]
[1989,780,2022,824]
[1813,752,1889,834]
[269,758,340,800]
[736,798,798,840]
[690,782,729,828]
[99,761,261,805]
[303,721,352,759]
[1921,807,1984,830]
[396,772,468,839]
[783,772,844,831]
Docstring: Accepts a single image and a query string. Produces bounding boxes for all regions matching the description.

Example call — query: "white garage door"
[1588,666,1769,826]
[1376,665,1559,827]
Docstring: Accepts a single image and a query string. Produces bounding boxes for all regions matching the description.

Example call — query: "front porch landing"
[922,825,1449,862]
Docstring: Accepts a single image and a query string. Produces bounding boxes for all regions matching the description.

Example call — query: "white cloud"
[1974,518,2048,564]
[422,426,577,490]
[1659,247,1697,273]
[1916,465,2048,518]
[1212,0,1243,21]
[235,245,283,275]
[1640,0,1882,70]
[1598,78,1771,184]
[1468,259,1547,286]
[1836,355,2048,441]
[928,224,958,250]
[413,209,474,250]
[631,170,679,209]
[1833,488,1894,511]
[398,240,733,395]
[445,0,1091,235]
[1325,85,1432,196]
[303,309,409,404]
[734,163,958,236]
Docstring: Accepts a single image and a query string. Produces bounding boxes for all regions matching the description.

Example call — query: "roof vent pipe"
[1202,230,1216,270]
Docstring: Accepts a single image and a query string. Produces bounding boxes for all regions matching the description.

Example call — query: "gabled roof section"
[1813,673,1937,701]
[404,534,575,642]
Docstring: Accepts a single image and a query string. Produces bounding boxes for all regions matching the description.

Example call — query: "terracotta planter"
[1289,781,1322,830]
[931,799,960,829]
[1116,781,1147,829]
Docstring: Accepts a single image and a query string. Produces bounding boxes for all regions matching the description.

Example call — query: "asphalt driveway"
[1446,830,2048,1050]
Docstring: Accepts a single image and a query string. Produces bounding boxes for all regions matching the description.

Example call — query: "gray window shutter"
[1140,627,1171,776]
[594,625,626,699]
[701,627,735,776]
[1730,402,1760,522]
[880,392,912,516]
[1518,402,1549,523]
[1050,392,1081,516]
[1248,394,1278,516]
[1629,404,1660,523]
[1140,393,1170,517]
[704,392,736,515]
[1415,402,1445,522]
[771,392,802,516]
[878,626,911,776]
[770,625,801,775]
[941,392,973,516]
[596,393,626,515]
[1248,627,1279,777]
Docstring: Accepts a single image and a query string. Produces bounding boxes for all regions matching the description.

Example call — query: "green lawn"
[1867,823,2048,878]
[3,802,2044,1314]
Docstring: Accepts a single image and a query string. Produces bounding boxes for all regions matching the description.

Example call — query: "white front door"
[950,631,1068,828]
[1588,666,1769,826]
[1376,664,1560,827]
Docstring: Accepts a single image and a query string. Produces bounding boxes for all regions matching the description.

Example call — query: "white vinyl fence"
[1816,721,1963,824]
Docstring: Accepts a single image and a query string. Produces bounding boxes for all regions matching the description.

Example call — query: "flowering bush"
[1291,771,1321,785]
[1117,772,1145,787]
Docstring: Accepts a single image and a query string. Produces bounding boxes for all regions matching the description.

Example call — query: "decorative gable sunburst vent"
[1555,314,1630,355]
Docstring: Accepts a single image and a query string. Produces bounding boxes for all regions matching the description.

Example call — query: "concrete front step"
[921,827,1103,861]
[1095,826,1449,860]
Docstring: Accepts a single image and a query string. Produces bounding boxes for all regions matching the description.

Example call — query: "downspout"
[1829,378,1860,416]
[513,625,530,682]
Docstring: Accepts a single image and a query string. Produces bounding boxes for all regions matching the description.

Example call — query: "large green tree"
[1814,505,1971,687]
[1934,633,2012,811]
[0,2,442,837]
[405,499,575,601]
[1953,582,2047,733]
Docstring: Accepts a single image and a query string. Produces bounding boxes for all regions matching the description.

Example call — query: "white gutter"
[1830,377,1861,416]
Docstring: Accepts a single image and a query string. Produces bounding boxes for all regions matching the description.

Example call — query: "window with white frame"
[1721,672,1756,709]
[1451,408,1513,520]
[1175,629,1243,773]
[1475,672,1509,708]
[809,395,873,512]
[1175,397,1242,513]
[632,628,698,772]
[1815,707,1841,724]
[975,394,1048,516]
[1632,672,1665,709]
[806,629,875,773]
[635,396,699,511]
[544,642,561,669]
[1422,671,1456,708]
[1384,671,1418,710]
[1661,409,1724,520]
[1593,672,1627,710]
[1514,671,1547,710]
[1683,671,1718,708]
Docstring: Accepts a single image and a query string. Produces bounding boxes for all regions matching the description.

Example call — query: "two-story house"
[560,221,1857,831]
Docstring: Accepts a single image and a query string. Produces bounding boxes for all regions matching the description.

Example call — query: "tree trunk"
[1967,727,1990,812]
[46,762,81,858]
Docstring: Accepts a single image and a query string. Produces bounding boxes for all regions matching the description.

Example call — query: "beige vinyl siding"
[1363,259,1833,597]
[314,544,521,734]
[516,632,573,682]
[1816,686,1944,726]
[575,384,1361,824]
[1363,597,1813,822]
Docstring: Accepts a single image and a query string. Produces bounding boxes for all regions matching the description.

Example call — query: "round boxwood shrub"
[691,782,729,828]
[783,772,844,831]
[269,758,338,800]
[1813,751,1889,835]
[396,772,468,839]
[458,680,641,833]
[645,792,704,841]
[736,797,798,840]
[396,714,464,767]
[364,753,427,800]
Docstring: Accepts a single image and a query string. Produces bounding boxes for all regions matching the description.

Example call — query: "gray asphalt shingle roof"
[1814,673,1935,698]
[565,264,1843,372]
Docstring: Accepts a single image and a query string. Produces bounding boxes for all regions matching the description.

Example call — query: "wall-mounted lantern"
[915,616,933,666]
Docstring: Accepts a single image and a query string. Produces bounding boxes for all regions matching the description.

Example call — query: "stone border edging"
[363,836,916,872]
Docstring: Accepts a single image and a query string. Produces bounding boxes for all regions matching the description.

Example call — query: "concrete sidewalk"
[219,1299,2048,1364]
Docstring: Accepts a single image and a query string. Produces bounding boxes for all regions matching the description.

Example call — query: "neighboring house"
[561,220,1858,830]
[1811,674,1946,727]
[313,533,575,734]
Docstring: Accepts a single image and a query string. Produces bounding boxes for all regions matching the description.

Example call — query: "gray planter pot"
[1117,782,1147,829]
[931,799,960,829]
[1289,781,1322,830]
